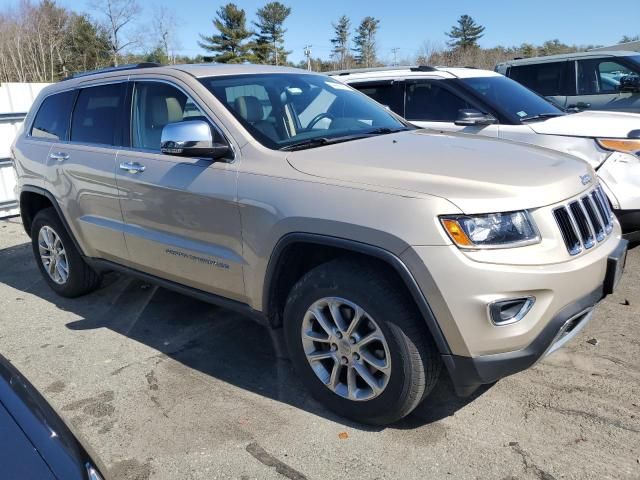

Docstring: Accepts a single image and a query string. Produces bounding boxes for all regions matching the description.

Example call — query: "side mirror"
[454,109,497,126]
[619,75,640,93]
[161,120,231,160]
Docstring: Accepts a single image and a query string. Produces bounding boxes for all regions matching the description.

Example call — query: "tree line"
[1,0,638,83]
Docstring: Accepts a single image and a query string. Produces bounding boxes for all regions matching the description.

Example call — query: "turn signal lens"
[596,138,640,155]
[441,219,473,246]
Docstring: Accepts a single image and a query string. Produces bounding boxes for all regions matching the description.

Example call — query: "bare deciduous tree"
[90,0,141,66]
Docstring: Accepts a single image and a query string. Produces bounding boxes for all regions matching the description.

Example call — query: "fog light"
[488,297,535,326]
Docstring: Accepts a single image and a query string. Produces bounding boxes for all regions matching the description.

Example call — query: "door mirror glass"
[161,120,231,160]
[455,109,497,126]
[619,75,640,93]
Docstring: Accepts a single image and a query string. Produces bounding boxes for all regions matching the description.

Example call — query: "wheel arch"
[19,186,85,255]
[263,233,451,355]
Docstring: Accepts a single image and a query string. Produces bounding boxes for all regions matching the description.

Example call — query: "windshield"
[199,73,408,150]
[460,75,564,122]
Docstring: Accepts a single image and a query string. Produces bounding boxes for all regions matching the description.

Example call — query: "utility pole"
[391,47,400,66]
[304,45,312,71]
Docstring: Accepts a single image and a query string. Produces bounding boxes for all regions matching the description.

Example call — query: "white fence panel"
[0,82,50,218]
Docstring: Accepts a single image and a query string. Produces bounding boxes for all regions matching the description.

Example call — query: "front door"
[115,80,245,300]
[405,79,500,137]
[572,58,640,112]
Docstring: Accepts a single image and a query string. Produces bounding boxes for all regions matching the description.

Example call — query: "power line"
[303,45,312,70]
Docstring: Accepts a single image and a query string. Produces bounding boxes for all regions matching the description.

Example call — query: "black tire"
[283,258,441,425]
[31,208,101,297]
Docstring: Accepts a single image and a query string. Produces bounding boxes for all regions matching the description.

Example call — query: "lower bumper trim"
[442,286,603,397]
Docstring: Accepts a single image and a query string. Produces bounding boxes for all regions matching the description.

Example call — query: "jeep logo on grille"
[580,174,593,185]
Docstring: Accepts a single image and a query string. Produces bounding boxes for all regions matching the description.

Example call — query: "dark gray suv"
[496,51,640,113]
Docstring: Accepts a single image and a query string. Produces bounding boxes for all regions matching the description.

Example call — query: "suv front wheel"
[31,208,101,297]
[283,258,441,425]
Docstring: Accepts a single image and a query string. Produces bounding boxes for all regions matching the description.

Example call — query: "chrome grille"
[553,185,614,256]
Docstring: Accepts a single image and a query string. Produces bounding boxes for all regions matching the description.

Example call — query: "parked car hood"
[527,111,640,138]
[287,129,594,214]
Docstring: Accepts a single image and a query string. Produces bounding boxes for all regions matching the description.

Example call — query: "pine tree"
[331,15,351,69]
[446,15,485,50]
[252,2,291,65]
[353,16,380,68]
[199,3,254,64]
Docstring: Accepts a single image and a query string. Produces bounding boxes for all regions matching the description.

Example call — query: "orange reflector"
[597,138,640,154]
[441,219,474,247]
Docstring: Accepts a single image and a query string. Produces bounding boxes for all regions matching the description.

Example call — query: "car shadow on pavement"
[1,240,489,431]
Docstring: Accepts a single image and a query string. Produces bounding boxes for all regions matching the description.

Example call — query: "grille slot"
[569,201,595,249]
[554,207,582,255]
[582,195,605,241]
[553,185,614,256]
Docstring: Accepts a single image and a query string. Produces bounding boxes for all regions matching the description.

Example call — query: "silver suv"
[11,63,628,425]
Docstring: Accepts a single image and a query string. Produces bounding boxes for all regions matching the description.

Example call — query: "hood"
[527,110,640,138]
[287,130,595,214]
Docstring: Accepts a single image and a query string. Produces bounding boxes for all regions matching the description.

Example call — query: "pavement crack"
[246,442,308,480]
[508,441,557,480]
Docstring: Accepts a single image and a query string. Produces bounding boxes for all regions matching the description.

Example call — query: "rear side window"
[353,82,404,116]
[71,83,125,146]
[30,91,75,140]
[405,81,472,122]
[508,62,568,96]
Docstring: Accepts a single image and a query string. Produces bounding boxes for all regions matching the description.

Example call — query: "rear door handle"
[49,152,69,162]
[119,161,146,174]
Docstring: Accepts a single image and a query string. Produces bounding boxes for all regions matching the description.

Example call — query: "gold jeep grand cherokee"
[12,63,627,424]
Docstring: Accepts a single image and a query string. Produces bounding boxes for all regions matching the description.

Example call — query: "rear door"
[115,80,244,300]
[573,57,640,112]
[507,61,573,109]
[404,79,499,137]
[46,82,129,262]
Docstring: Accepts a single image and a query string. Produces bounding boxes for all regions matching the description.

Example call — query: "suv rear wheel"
[31,208,101,297]
[283,258,441,425]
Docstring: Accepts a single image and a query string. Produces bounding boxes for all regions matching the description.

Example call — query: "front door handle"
[119,161,146,174]
[49,152,69,162]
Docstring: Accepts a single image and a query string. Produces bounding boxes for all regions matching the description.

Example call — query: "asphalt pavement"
[0,216,638,480]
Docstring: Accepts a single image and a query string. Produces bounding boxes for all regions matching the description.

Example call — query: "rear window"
[71,83,125,146]
[30,91,75,141]
[508,61,569,96]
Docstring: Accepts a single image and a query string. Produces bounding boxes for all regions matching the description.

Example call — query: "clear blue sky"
[2,0,639,63]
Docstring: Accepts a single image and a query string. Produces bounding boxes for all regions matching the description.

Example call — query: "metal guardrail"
[0,112,27,123]
[0,112,25,218]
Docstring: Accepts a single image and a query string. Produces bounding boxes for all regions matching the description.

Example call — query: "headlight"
[596,138,640,156]
[440,211,540,249]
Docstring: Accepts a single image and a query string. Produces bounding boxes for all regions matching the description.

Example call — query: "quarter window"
[131,82,212,151]
[30,91,75,140]
[71,83,125,145]
[405,81,471,122]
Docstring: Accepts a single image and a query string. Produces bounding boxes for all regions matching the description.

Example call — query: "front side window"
[71,83,125,146]
[460,76,563,123]
[578,58,640,95]
[405,81,472,122]
[199,73,407,150]
[131,82,213,151]
[509,61,568,96]
[30,91,75,140]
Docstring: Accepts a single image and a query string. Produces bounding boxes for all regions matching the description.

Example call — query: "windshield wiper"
[519,112,566,122]
[280,128,409,151]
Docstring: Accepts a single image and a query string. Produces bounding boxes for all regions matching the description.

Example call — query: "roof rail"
[61,63,161,81]
[327,65,437,76]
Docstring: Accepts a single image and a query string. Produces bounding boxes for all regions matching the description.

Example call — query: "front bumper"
[441,238,628,396]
